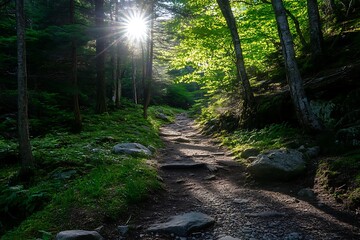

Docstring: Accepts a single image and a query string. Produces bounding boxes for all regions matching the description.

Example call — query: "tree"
[307,0,324,60]
[271,0,323,131]
[216,0,254,121]
[16,0,34,170]
[70,0,82,130]
[143,0,155,118]
[95,0,107,114]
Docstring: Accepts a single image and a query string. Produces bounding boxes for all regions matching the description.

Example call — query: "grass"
[316,150,360,209]
[219,123,307,160]
[0,103,182,239]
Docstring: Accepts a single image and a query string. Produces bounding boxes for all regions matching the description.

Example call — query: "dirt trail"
[120,114,360,240]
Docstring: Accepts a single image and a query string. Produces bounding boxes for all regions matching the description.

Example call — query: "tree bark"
[70,0,82,131]
[132,55,138,104]
[95,0,107,113]
[216,0,254,121]
[307,0,324,60]
[16,0,34,168]
[143,0,155,119]
[271,0,323,131]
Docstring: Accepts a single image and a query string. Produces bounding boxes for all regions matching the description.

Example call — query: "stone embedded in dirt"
[245,211,286,217]
[240,148,260,159]
[206,164,218,172]
[247,149,306,180]
[233,198,250,204]
[113,143,152,156]
[284,232,303,240]
[218,236,241,240]
[55,230,103,240]
[156,113,170,121]
[160,162,206,169]
[147,212,215,236]
[297,188,315,198]
[117,225,129,236]
[204,174,216,180]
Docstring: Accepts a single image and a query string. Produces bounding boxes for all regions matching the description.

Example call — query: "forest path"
[123,113,359,240]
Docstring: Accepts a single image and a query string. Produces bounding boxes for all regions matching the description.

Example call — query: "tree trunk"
[16,0,34,169]
[70,0,82,131]
[216,0,254,121]
[284,8,308,49]
[271,0,323,132]
[132,55,138,104]
[95,0,107,113]
[143,0,155,119]
[307,0,324,60]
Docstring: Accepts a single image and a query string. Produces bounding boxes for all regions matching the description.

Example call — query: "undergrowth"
[0,103,181,239]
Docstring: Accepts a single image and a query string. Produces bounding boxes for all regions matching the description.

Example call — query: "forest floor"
[104,113,360,240]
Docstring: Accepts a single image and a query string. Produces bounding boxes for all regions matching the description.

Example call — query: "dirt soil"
[105,113,360,240]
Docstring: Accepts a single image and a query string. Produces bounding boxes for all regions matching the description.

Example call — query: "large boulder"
[147,212,215,236]
[55,230,103,240]
[247,149,306,180]
[113,143,152,156]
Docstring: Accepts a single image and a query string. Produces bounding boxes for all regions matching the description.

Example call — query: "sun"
[123,11,148,42]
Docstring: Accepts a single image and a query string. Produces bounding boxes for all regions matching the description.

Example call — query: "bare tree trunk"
[132,55,138,104]
[307,0,324,60]
[95,0,107,113]
[70,0,82,131]
[16,0,34,169]
[143,0,155,119]
[284,8,308,49]
[216,0,254,122]
[271,0,323,132]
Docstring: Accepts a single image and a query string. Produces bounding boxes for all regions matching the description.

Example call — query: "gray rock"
[117,225,129,236]
[147,212,215,236]
[55,230,103,240]
[233,198,250,204]
[173,137,191,143]
[218,236,241,240]
[298,146,320,158]
[248,149,306,180]
[156,113,170,121]
[53,170,77,180]
[113,143,151,156]
[240,148,260,159]
[297,188,315,198]
[204,175,216,180]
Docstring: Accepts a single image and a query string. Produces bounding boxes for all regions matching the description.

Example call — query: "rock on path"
[147,211,215,236]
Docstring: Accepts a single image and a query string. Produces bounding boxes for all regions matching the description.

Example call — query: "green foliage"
[165,83,196,109]
[0,104,176,238]
[221,123,303,159]
[317,151,360,209]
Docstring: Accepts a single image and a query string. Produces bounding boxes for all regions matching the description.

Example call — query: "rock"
[52,170,77,180]
[147,212,215,236]
[298,146,320,158]
[113,143,152,156]
[336,125,360,146]
[233,198,250,204]
[204,175,216,180]
[240,148,260,159]
[156,113,170,121]
[297,188,315,198]
[117,225,129,236]
[218,236,241,240]
[55,230,103,240]
[247,149,306,180]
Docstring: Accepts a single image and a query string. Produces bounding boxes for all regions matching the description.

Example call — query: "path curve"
[119,113,360,240]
